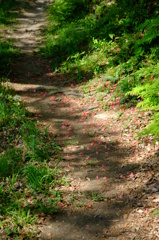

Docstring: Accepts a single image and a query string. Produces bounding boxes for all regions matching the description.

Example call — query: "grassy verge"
[0,80,65,238]
[0,0,18,27]
[0,0,19,76]
[42,0,159,141]
[0,1,66,238]
[0,41,19,76]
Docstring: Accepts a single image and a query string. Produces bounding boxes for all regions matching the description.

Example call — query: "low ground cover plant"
[42,0,159,140]
[0,1,65,238]
[0,79,65,238]
[0,0,19,75]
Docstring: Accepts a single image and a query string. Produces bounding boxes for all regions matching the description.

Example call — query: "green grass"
[0,0,19,76]
[0,0,18,26]
[41,0,159,140]
[90,191,104,202]
[0,1,67,236]
[0,80,65,238]
[0,41,19,75]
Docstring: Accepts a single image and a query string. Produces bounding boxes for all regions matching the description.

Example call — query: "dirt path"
[7,0,159,239]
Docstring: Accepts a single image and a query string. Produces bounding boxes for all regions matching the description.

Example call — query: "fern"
[136,17,159,43]
[129,80,159,110]
[142,112,159,137]
[127,79,159,139]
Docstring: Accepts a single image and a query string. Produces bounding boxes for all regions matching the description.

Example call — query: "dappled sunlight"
[4,0,50,54]
[6,82,58,91]
[1,0,159,238]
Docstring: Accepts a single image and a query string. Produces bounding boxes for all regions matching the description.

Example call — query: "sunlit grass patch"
[0,79,65,238]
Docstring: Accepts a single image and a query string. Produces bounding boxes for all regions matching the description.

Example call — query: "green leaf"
[150,209,159,217]
[109,33,114,40]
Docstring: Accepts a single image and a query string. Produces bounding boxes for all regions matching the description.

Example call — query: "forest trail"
[6,0,159,239]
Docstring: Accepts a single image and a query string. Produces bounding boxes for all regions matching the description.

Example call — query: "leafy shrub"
[127,78,159,139]
[44,0,159,140]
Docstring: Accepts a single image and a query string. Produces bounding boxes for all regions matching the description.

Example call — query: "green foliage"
[8,208,37,226]
[42,0,159,139]
[142,112,159,138]
[49,0,90,22]
[134,17,159,59]
[0,0,17,26]
[0,148,22,178]
[25,162,57,193]
[127,61,159,139]
[150,209,159,217]
[0,81,25,127]
[0,79,64,237]
[128,81,159,111]
[41,0,100,70]
[0,42,19,75]
[90,191,104,201]
[0,0,18,76]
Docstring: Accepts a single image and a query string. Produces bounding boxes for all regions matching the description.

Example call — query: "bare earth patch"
[3,0,159,239]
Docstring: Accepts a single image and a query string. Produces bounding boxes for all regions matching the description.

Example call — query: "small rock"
[136,202,143,207]
[152,197,159,202]
[151,187,158,193]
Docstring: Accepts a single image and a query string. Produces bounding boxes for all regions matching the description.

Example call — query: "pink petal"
[69,186,75,191]
[120,174,124,179]
[145,209,149,215]
[27,198,32,203]
[129,172,134,178]
[58,202,64,208]
[118,195,123,199]
[50,96,55,100]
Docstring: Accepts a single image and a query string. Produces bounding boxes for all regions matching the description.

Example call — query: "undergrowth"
[0,0,17,26]
[0,79,65,238]
[0,1,65,238]
[0,0,19,76]
[42,0,159,140]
